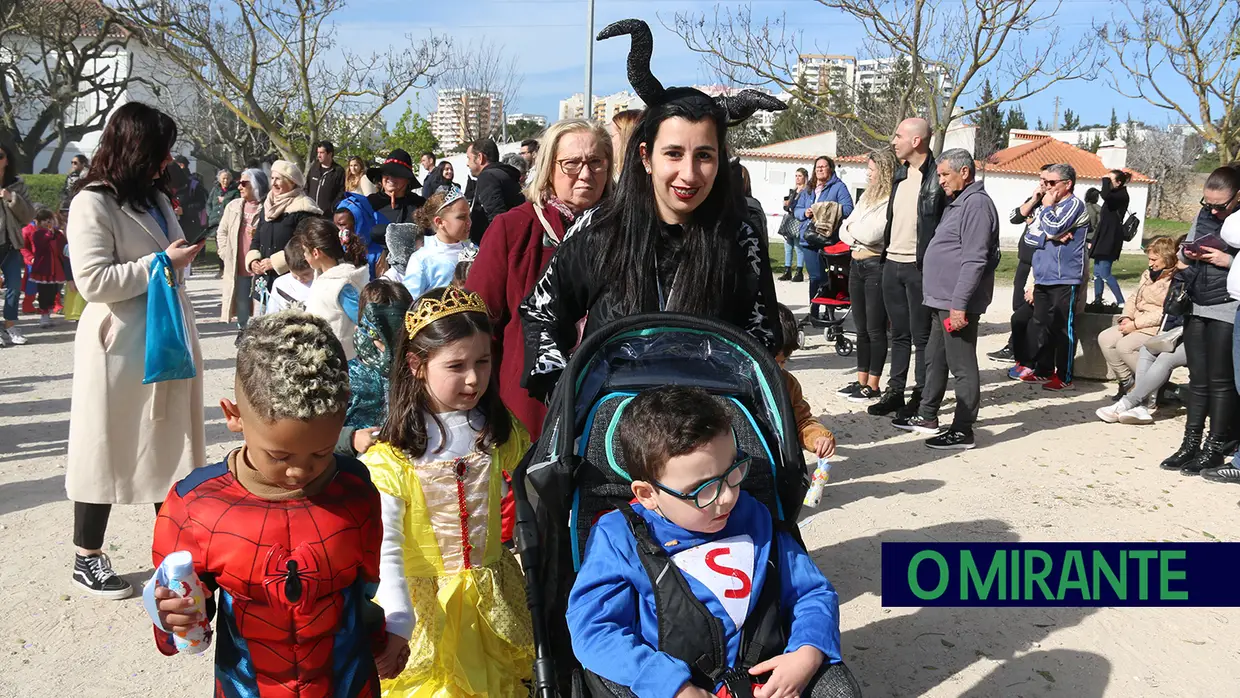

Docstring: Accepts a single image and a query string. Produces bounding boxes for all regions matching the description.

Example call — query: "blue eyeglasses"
[653,453,751,509]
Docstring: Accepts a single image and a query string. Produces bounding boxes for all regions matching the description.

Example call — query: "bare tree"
[669,1,1096,152]
[0,0,141,173]
[1126,128,1199,218]
[1097,0,1239,163]
[104,0,450,168]
[438,41,524,143]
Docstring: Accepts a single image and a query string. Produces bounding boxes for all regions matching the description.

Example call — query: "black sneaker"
[849,385,880,403]
[72,553,133,600]
[926,429,975,450]
[836,381,862,397]
[892,414,944,435]
[868,387,904,416]
[895,389,923,420]
[987,345,1015,363]
[1201,466,1240,484]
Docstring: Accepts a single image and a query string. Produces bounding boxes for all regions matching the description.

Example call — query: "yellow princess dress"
[362,411,534,697]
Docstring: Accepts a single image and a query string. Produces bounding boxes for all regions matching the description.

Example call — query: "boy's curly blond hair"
[236,311,350,421]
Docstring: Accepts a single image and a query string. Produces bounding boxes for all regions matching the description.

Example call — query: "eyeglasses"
[238,180,251,188]
[1040,178,1064,185]
[653,453,751,509]
[557,158,607,176]
[1200,196,1237,214]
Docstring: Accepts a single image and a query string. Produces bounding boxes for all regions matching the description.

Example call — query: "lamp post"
[584,0,595,120]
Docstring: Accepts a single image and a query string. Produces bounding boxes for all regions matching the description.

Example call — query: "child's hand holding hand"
[375,632,410,680]
[812,435,836,459]
[673,682,714,698]
[750,646,825,698]
[153,583,211,633]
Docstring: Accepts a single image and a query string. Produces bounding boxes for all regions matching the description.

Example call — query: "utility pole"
[584,0,595,121]
[1052,96,1060,131]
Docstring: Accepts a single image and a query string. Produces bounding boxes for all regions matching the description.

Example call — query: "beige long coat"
[215,197,254,322]
[66,188,206,504]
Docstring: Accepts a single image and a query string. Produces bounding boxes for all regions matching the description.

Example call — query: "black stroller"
[797,241,855,357]
[512,313,862,698]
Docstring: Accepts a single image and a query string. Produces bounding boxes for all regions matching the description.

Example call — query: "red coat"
[465,201,565,439]
[21,224,67,283]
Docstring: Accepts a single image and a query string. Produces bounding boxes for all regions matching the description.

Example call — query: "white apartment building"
[558,91,645,122]
[791,54,855,96]
[506,113,547,127]
[431,88,503,151]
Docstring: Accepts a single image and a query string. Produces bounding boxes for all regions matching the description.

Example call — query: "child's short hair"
[452,260,473,288]
[283,235,311,274]
[236,311,350,422]
[618,386,732,483]
[776,304,799,358]
[34,207,55,223]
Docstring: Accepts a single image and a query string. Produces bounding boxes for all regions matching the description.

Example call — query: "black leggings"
[73,501,162,551]
[1183,315,1237,440]
[848,256,887,376]
[37,283,61,311]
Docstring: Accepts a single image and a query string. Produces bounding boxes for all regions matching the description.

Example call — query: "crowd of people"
[1,15,1236,698]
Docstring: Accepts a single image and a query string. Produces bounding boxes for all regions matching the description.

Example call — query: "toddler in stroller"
[798,241,855,357]
[512,314,862,698]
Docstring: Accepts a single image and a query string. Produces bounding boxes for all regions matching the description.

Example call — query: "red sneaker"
[1020,371,1051,384]
[1043,376,1074,391]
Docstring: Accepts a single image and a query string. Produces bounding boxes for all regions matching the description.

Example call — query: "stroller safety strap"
[612,501,785,692]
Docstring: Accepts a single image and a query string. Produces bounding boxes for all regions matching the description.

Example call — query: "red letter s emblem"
[704,547,752,599]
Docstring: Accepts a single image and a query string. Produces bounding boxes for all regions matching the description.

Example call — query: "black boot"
[1181,434,1228,476]
[1160,427,1203,471]
[778,270,792,281]
[791,270,804,283]
[895,389,923,420]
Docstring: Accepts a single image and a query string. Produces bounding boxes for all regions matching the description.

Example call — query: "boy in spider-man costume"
[150,311,410,697]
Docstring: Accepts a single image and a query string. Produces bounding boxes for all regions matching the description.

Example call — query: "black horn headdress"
[597,19,786,126]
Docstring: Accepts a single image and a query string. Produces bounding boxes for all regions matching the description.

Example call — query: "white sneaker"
[1095,402,1123,424]
[39,313,52,328]
[1118,405,1154,425]
[6,326,27,345]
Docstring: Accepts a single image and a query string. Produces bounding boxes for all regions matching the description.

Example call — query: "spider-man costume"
[152,455,386,698]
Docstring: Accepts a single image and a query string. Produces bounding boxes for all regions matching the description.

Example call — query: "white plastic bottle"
[142,550,212,654]
[803,458,832,508]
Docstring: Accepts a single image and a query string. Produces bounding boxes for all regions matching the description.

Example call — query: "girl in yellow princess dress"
[362,286,534,697]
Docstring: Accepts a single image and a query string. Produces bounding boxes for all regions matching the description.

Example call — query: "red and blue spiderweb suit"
[152,455,387,698]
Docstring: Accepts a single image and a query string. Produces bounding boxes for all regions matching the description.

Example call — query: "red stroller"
[797,240,855,356]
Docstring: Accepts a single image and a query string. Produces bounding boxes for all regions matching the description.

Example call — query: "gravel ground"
[1,275,1237,697]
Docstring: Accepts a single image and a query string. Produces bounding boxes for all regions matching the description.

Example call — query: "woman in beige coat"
[216,167,268,337]
[65,103,206,600]
[1096,236,1176,396]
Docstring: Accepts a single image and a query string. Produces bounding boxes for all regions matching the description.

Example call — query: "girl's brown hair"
[413,191,449,231]
[295,216,367,268]
[378,287,512,458]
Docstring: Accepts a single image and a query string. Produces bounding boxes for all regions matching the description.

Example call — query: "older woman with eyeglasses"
[464,118,614,439]
[216,168,268,337]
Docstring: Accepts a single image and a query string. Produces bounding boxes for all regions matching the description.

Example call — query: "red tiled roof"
[987,136,1154,183]
[735,150,868,164]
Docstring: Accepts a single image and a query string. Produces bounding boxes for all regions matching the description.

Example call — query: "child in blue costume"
[335,192,387,278]
[567,386,843,698]
[402,189,475,298]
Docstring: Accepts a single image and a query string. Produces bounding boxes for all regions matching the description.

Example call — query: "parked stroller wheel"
[835,338,854,357]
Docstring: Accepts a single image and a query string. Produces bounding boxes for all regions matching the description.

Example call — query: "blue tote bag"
[143,252,197,384]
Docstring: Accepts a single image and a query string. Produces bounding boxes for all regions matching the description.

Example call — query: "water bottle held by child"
[803,458,832,508]
[142,550,212,654]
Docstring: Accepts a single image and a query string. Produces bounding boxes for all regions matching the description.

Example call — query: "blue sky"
[334,0,1193,131]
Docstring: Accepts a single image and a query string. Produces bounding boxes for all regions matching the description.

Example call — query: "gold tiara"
[404,287,489,339]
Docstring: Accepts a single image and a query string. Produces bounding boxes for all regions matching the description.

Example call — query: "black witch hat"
[597,19,786,126]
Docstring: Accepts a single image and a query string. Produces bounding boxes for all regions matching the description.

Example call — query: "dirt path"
[0,276,1237,697]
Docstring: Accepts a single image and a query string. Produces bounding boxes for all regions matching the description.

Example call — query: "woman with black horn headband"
[518,18,786,401]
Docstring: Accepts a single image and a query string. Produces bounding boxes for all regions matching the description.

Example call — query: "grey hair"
[241,167,269,200]
[501,152,528,176]
[1045,163,1076,186]
[938,148,976,178]
[236,311,350,422]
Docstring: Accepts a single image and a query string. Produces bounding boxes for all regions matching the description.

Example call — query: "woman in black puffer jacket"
[1090,170,1131,304]
[1160,166,1240,475]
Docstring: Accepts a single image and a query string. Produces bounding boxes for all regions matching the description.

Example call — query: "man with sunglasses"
[568,386,845,698]
[1020,163,1090,391]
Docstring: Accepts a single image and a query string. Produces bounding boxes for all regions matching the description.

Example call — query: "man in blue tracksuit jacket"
[567,491,842,698]
[1023,163,1090,388]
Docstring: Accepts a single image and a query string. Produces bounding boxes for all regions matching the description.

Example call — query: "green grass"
[1142,218,1191,241]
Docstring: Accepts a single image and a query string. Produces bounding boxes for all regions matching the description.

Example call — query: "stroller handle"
[512,457,560,698]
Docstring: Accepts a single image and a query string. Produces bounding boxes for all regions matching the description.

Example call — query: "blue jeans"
[1093,259,1124,304]
[783,241,802,271]
[1,249,23,323]
[800,244,822,315]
